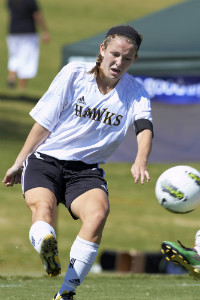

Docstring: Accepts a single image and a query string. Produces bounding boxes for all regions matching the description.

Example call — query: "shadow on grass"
[0,94,36,141]
[0,120,30,141]
[0,93,39,103]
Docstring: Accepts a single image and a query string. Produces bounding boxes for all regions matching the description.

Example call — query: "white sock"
[29,220,56,253]
[194,230,200,255]
[58,236,99,294]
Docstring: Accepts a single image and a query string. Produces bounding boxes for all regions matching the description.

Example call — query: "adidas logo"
[69,258,76,268]
[69,278,80,286]
[77,96,86,105]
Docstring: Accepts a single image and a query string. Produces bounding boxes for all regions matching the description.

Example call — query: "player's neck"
[96,73,119,95]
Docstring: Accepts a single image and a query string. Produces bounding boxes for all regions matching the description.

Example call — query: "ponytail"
[87,53,103,78]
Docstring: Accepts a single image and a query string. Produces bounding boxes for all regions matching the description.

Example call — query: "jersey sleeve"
[133,95,152,122]
[128,82,153,135]
[30,63,77,131]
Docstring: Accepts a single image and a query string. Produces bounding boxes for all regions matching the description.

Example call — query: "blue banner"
[135,76,200,104]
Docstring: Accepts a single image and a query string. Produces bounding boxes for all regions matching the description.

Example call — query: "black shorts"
[22,152,108,219]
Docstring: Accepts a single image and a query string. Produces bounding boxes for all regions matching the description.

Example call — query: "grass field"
[0,0,199,299]
[1,273,200,300]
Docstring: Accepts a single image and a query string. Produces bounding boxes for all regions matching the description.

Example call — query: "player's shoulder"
[123,72,150,99]
[61,61,95,77]
[48,61,95,94]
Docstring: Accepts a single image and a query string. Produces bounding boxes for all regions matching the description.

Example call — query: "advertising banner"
[135,76,200,104]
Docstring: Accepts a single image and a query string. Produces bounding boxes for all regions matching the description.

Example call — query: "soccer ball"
[155,165,200,213]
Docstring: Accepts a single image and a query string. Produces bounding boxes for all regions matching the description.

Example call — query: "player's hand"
[2,165,23,187]
[131,161,150,184]
[42,31,50,43]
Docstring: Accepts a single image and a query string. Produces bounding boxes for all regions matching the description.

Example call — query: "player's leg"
[53,188,109,299]
[17,34,39,90]
[22,153,63,277]
[71,188,110,243]
[7,71,17,87]
[25,186,57,227]
[6,35,18,88]
[194,230,200,254]
[18,78,28,90]
[25,187,61,277]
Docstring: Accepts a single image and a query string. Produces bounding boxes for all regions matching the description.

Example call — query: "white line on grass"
[0,284,22,287]
[178,283,200,287]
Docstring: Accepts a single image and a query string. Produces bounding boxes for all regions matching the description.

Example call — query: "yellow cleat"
[53,291,76,300]
[39,234,61,277]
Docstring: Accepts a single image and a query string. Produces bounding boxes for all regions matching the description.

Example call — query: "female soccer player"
[3,25,153,300]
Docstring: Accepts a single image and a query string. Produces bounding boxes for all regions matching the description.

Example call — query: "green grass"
[1,273,200,300]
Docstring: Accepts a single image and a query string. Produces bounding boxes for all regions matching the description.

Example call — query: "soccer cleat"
[39,234,61,277]
[53,291,76,300]
[161,240,200,279]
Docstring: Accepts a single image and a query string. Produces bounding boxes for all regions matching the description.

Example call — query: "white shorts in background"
[7,33,40,79]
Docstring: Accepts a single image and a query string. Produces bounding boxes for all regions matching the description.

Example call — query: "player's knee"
[25,197,55,217]
[90,203,110,228]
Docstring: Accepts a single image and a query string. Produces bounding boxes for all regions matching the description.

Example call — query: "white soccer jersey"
[30,62,152,164]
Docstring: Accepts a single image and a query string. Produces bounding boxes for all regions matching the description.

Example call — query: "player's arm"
[131,129,152,184]
[33,11,50,43]
[2,122,50,187]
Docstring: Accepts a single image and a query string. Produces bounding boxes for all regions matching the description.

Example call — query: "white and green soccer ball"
[155,165,200,213]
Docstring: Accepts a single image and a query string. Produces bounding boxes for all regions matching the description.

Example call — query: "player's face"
[100,37,137,83]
